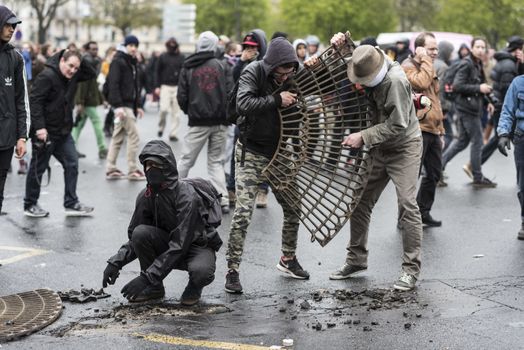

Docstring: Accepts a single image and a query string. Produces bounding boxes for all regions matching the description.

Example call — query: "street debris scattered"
[58,288,110,303]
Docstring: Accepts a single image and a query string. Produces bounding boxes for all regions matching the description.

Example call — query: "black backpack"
[442,60,463,101]
[181,177,222,228]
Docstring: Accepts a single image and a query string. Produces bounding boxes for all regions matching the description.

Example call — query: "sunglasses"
[273,69,296,79]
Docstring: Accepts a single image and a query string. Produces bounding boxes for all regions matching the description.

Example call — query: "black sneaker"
[180,281,203,306]
[24,204,50,218]
[76,151,86,158]
[277,256,310,279]
[329,263,367,280]
[225,269,243,294]
[65,202,94,216]
[518,224,524,240]
[472,177,497,188]
[129,284,165,303]
[221,205,230,214]
[421,213,442,227]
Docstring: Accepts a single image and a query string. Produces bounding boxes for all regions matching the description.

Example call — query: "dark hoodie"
[490,49,520,105]
[155,39,184,88]
[177,50,233,126]
[30,49,96,137]
[236,37,299,158]
[233,29,267,81]
[0,6,28,150]
[106,48,141,112]
[396,39,412,64]
[107,140,221,284]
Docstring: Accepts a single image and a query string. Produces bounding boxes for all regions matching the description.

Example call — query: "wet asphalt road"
[1,106,523,349]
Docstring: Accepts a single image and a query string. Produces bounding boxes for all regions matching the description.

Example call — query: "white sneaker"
[393,272,417,291]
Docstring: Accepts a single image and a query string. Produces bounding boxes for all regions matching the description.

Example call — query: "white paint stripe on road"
[0,246,49,265]
[134,332,270,349]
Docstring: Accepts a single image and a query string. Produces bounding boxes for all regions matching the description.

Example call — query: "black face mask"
[146,167,166,189]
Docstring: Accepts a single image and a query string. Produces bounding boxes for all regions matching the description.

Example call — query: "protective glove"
[497,135,511,157]
[102,263,120,288]
[121,275,150,300]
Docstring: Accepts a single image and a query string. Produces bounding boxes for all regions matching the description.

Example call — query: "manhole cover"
[0,288,62,342]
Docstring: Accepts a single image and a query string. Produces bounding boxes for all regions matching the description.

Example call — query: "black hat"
[507,36,524,52]
[124,35,139,47]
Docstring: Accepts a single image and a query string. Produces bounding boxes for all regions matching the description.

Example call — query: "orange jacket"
[402,56,445,135]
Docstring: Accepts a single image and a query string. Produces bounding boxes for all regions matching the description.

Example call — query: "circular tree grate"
[0,288,62,342]
[264,32,373,246]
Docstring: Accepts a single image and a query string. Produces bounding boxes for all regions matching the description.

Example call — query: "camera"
[33,139,52,152]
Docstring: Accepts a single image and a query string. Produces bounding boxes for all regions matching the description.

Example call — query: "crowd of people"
[2,2,524,304]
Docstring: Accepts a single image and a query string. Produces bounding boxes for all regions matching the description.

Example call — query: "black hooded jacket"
[490,50,520,107]
[107,140,222,285]
[0,6,28,150]
[233,29,267,81]
[453,55,486,117]
[106,49,141,112]
[30,50,96,137]
[177,51,233,126]
[236,37,299,158]
[155,50,185,87]
[396,39,413,64]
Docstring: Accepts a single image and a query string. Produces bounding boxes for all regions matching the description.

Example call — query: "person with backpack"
[497,74,524,240]
[102,140,222,305]
[0,6,28,215]
[224,37,310,294]
[441,37,496,188]
[176,31,233,214]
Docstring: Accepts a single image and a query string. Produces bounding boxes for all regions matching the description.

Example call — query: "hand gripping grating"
[263,32,373,246]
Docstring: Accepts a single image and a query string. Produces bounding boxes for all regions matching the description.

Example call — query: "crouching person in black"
[102,140,222,305]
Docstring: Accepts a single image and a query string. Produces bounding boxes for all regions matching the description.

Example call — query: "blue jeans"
[514,133,524,221]
[442,113,484,181]
[24,134,79,209]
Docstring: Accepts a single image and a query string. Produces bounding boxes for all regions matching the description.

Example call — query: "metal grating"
[264,32,373,246]
[0,288,62,342]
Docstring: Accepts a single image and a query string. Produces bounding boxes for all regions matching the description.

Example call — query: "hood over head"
[139,140,179,190]
[292,39,307,51]
[458,43,470,59]
[494,49,517,62]
[0,5,20,46]
[165,37,179,53]
[0,5,20,29]
[196,30,218,53]
[243,29,267,59]
[262,37,299,74]
[45,49,67,76]
[437,41,454,63]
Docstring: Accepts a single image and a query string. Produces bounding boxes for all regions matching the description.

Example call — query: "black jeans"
[130,224,216,288]
[24,134,79,209]
[417,132,442,215]
[0,147,15,213]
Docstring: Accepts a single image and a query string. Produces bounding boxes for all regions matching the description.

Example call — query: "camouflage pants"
[226,143,300,270]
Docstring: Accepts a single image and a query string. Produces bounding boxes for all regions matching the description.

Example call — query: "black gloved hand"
[102,263,120,288]
[121,275,150,300]
[498,135,511,157]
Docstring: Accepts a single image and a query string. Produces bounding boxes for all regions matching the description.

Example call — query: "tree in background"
[183,0,270,41]
[280,0,397,43]
[84,0,161,38]
[28,0,70,44]
[394,0,438,32]
[434,0,524,49]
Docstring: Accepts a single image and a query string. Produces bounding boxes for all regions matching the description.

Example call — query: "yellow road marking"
[134,333,270,349]
[0,245,49,265]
